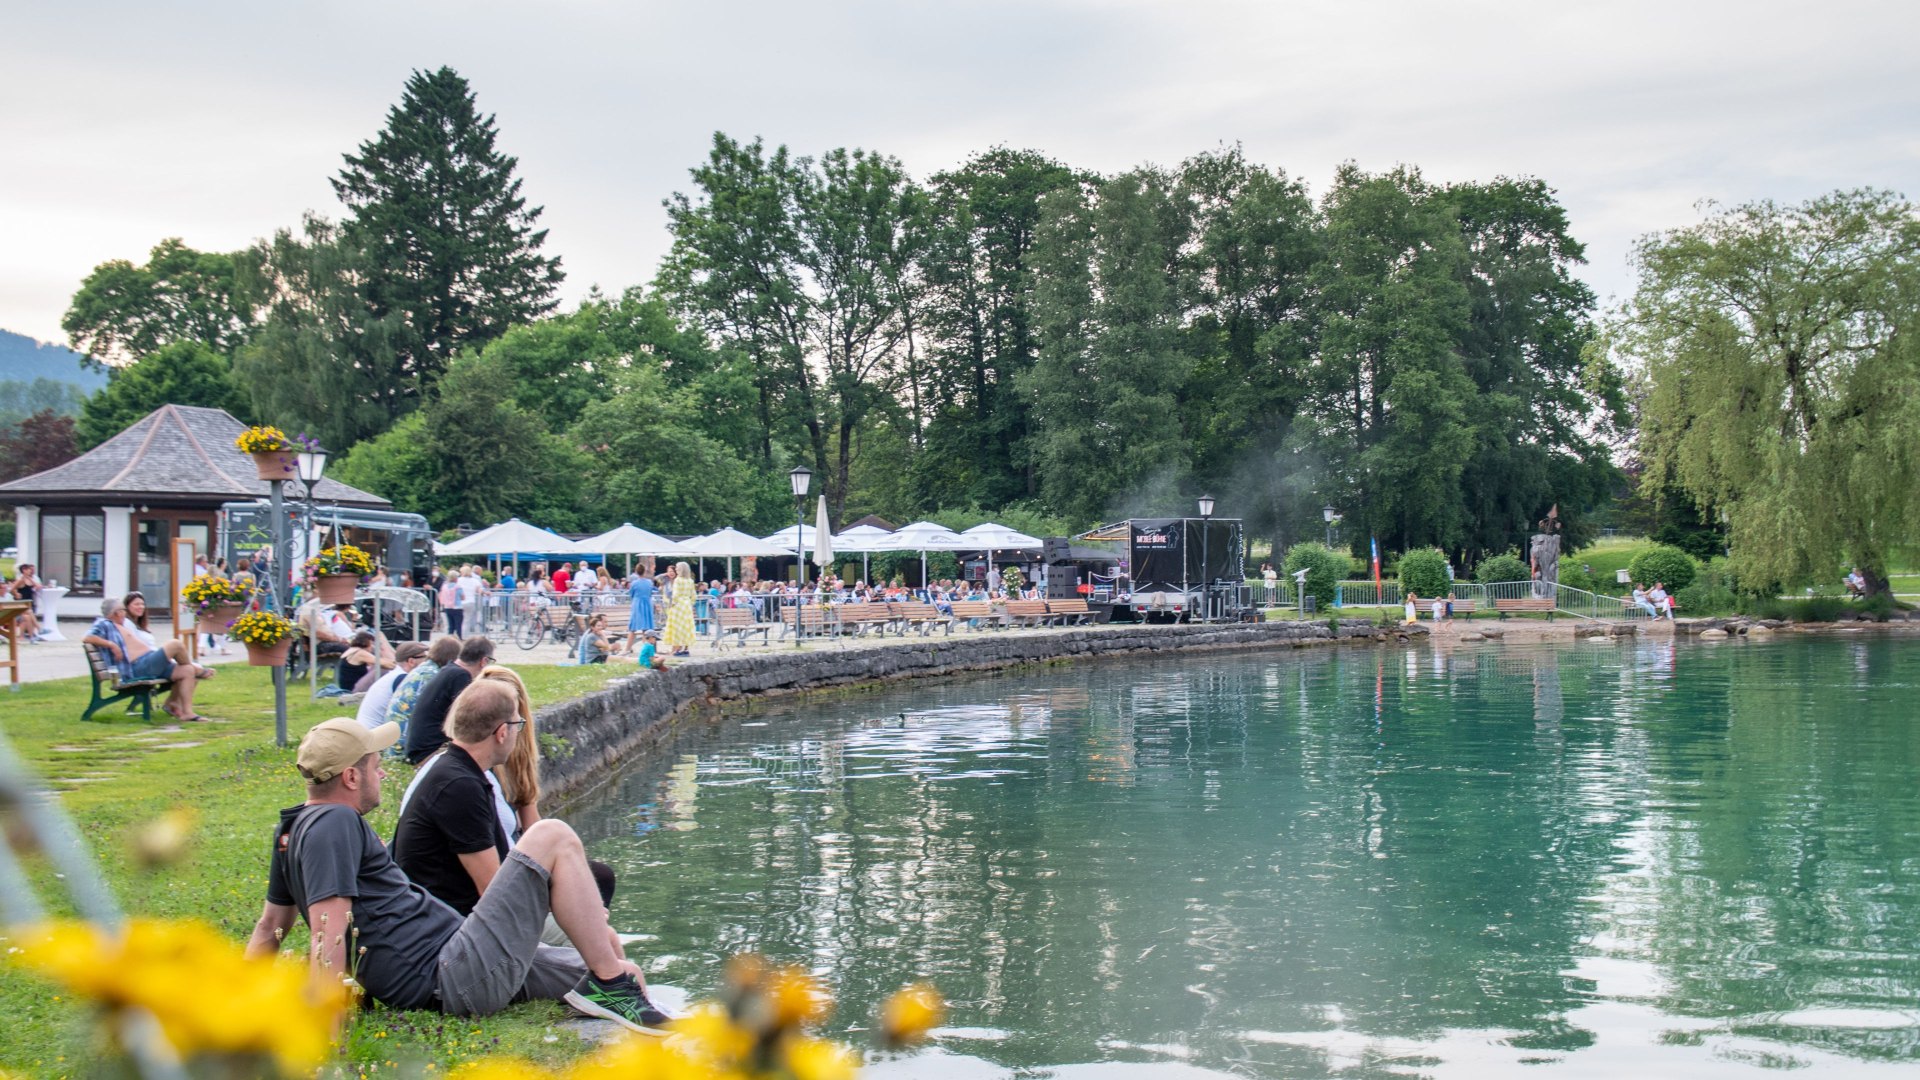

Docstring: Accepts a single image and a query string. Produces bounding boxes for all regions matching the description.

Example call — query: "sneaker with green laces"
[564,972,674,1035]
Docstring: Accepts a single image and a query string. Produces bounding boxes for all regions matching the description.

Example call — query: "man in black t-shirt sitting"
[392,679,519,915]
[243,716,671,1033]
[403,636,493,764]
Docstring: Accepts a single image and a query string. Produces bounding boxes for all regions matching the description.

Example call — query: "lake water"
[569,636,1920,1077]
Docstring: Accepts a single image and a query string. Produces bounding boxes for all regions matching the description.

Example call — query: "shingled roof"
[0,405,390,508]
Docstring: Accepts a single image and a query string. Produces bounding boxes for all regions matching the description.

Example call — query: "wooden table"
[0,600,29,691]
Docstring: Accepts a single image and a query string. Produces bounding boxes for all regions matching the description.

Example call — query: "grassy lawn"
[0,662,625,1078]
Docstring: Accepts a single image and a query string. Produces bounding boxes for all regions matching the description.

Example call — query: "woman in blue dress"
[616,570,657,655]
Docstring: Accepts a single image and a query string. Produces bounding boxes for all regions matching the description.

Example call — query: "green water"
[571,637,1920,1076]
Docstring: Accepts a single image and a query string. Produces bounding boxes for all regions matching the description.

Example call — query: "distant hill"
[0,329,107,390]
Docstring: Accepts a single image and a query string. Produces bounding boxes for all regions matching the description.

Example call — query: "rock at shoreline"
[1699,628,1729,640]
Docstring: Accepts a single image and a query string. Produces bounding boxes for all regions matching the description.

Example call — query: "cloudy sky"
[5,0,1914,348]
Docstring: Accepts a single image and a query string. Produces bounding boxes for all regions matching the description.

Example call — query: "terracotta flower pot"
[251,450,297,481]
[314,574,359,604]
[246,638,293,667]
[195,603,244,635]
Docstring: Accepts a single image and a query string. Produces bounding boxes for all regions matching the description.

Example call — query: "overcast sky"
[4,0,1914,348]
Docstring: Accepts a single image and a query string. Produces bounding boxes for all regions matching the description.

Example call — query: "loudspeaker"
[1043,537,1071,564]
[1045,567,1080,598]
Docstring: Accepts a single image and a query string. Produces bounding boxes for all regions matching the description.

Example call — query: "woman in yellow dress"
[664,561,697,656]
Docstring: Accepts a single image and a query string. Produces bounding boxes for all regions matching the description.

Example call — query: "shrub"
[1627,544,1697,591]
[1558,565,1599,593]
[1674,580,1736,615]
[1283,542,1348,607]
[1397,548,1450,599]
[1475,552,1529,584]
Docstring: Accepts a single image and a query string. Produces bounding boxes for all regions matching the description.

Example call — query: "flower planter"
[246,638,293,667]
[195,603,245,635]
[251,450,297,481]
[314,574,359,604]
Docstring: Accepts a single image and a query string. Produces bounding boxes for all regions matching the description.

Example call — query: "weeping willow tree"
[1616,189,1920,597]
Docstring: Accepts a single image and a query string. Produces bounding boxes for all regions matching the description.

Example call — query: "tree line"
[40,67,1917,593]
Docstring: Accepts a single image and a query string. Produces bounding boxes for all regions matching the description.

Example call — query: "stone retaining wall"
[536,619,1390,805]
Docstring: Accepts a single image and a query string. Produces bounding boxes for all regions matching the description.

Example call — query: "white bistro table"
[34,585,69,640]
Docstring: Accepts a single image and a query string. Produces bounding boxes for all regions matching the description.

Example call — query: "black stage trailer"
[1080,518,1251,623]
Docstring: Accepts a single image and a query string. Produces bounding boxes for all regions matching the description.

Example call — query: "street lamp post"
[788,466,811,648]
[1198,495,1214,623]
[295,448,329,705]
[1323,504,1339,548]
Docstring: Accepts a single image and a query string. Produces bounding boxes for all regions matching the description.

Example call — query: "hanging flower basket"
[194,603,245,636]
[314,574,359,604]
[249,451,297,481]
[235,426,297,480]
[246,638,294,667]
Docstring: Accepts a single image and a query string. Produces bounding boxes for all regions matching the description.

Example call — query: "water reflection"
[571,638,1920,1076]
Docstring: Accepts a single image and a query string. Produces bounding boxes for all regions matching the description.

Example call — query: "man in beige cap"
[243,717,667,1033]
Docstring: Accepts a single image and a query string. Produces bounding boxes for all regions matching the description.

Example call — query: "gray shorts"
[434,849,589,1015]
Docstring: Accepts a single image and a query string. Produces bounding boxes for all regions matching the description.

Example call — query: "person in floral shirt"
[384,634,460,744]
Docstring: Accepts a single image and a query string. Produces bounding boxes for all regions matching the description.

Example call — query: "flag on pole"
[1371,536,1381,589]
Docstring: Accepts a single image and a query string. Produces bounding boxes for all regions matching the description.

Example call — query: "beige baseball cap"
[297,717,400,783]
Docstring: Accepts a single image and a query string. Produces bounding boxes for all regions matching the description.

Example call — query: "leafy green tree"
[1475,552,1529,584]
[1396,547,1451,598]
[1173,148,1321,555]
[232,215,410,451]
[327,413,438,518]
[568,366,786,535]
[62,239,254,366]
[660,136,932,520]
[333,66,564,394]
[1026,168,1192,521]
[415,352,583,530]
[913,148,1080,509]
[1618,189,1920,596]
[1305,165,1477,555]
[74,341,250,448]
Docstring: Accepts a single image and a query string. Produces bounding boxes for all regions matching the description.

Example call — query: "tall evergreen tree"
[333,66,563,393]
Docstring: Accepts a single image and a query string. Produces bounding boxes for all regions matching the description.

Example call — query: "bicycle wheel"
[515,615,545,651]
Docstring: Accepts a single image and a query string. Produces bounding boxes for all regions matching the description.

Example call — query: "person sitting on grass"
[357,641,427,729]
[384,634,459,739]
[244,716,673,1034]
[634,629,666,671]
[83,595,214,722]
[403,636,494,765]
[577,613,612,665]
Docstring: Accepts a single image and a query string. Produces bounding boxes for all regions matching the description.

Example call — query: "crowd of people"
[244,640,673,1034]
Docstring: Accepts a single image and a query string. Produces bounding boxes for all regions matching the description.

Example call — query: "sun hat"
[298,717,400,783]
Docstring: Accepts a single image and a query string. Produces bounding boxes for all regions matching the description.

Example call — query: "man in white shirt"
[575,564,599,591]
[357,642,428,728]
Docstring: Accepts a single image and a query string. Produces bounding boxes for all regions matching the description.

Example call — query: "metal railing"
[1478,580,1652,620]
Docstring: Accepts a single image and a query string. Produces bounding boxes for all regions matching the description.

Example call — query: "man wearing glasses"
[246,707,671,1033]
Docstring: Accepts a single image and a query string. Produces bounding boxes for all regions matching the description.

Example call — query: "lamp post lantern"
[1198,495,1214,623]
[788,466,811,647]
[1323,504,1339,548]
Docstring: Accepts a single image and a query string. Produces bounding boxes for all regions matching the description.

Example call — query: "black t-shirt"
[403,664,473,764]
[390,744,510,916]
[265,802,462,1010]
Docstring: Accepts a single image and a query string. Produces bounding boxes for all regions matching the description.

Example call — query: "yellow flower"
[784,1036,859,1080]
[451,1060,556,1080]
[130,808,197,869]
[878,983,945,1048]
[10,918,347,1076]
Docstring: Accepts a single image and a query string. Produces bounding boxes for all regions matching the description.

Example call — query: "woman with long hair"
[478,664,542,836]
[663,561,696,656]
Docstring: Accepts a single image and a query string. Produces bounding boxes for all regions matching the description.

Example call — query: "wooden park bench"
[1441,597,1478,620]
[82,643,170,723]
[783,605,834,642]
[834,605,896,637]
[1046,598,1094,625]
[1492,597,1557,620]
[947,600,1001,632]
[713,607,771,648]
[1003,600,1052,628]
[889,601,952,637]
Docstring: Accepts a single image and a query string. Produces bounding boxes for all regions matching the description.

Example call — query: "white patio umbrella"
[812,496,834,573]
[578,523,690,577]
[961,522,1044,591]
[438,518,588,557]
[830,524,892,582]
[760,524,820,549]
[683,528,796,580]
[870,521,970,589]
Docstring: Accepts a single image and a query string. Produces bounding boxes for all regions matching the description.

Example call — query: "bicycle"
[515,603,580,651]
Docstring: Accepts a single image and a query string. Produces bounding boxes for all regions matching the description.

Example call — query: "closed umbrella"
[812,496,834,573]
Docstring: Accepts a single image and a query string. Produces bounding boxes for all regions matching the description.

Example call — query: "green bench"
[82,643,169,723]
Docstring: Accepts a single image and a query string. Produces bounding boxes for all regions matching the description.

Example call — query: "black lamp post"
[1323,504,1338,548]
[788,466,811,647]
[296,447,330,560]
[1198,495,1214,623]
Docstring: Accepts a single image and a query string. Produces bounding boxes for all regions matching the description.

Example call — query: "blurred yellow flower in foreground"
[878,983,945,1049]
[131,807,198,869]
[10,918,348,1075]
